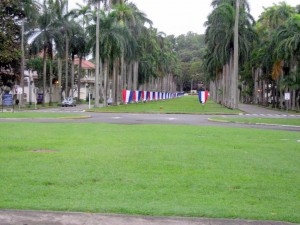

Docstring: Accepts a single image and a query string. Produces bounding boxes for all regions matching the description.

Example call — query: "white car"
[61,97,76,107]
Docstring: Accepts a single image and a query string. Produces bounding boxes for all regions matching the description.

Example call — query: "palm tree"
[204,0,254,108]
[275,15,300,109]
[29,0,56,106]
[69,21,86,99]
[69,4,93,101]
[52,0,69,104]
[232,0,240,109]
[87,9,132,106]
[20,0,40,106]
[85,0,108,107]
[254,2,296,107]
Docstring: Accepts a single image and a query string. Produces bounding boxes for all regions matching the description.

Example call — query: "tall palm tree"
[52,0,69,104]
[85,0,108,107]
[69,4,92,101]
[232,0,240,109]
[254,2,296,107]
[204,0,254,108]
[110,2,152,94]
[69,21,86,99]
[87,9,131,106]
[275,15,300,109]
[29,0,56,106]
[20,0,40,106]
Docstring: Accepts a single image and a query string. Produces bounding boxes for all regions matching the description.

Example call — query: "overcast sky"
[70,0,298,36]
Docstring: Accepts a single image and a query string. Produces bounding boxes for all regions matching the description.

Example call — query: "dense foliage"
[204,1,300,111]
[0,0,24,88]
[1,0,299,110]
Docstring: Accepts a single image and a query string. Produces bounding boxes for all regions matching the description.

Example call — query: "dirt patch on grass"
[31,149,57,153]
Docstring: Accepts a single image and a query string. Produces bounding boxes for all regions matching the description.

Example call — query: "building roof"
[74,58,95,69]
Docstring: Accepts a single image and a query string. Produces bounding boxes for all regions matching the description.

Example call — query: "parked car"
[61,97,76,107]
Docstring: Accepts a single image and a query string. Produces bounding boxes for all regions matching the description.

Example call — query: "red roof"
[74,58,95,69]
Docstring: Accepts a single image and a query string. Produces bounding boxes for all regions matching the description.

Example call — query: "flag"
[198,91,209,104]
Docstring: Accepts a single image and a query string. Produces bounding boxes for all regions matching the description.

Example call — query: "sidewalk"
[238,104,289,115]
[0,210,298,225]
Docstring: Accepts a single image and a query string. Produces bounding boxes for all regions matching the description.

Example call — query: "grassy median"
[90,96,242,114]
[0,122,299,223]
[210,117,300,126]
[0,112,89,119]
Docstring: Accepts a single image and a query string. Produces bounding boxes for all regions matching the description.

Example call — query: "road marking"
[112,117,121,119]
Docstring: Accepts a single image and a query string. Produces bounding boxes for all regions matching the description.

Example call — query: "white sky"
[70,0,299,36]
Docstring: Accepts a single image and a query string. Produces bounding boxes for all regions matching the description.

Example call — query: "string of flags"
[122,89,184,104]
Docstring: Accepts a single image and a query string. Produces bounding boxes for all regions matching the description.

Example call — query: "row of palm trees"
[204,0,257,109]
[205,0,300,110]
[251,2,300,110]
[23,0,179,107]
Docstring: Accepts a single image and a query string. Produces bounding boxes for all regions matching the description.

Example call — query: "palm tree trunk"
[122,59,127,89]
[133,61,138,90]
[42,46,47,106]
[127,62,133,90]
[112,60,118,105]
[58,57,62,104]
[65,37,69,97]
[20,19,25,107]
[232,0,240,109]
[77,56,83,101]
[49,60,53,105]
[71,55,75,98]
[94,1,100,107]
[103,59,109,107]
[99,57,104,103]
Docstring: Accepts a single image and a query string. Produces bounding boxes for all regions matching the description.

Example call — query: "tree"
[29,0,56,106]
[204,0,255,108]
[69,4,92,101]
[252,2,297,107]
[69,21,86,99]
[232,0,240,109]
[0,0,29,92]
[85,0,108,107]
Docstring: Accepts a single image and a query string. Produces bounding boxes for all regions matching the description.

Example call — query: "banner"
[198,91,209,104]
[122,89,184,104]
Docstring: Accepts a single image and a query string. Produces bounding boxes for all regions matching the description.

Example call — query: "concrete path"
[0,210,298,225]
[238,104,289,115]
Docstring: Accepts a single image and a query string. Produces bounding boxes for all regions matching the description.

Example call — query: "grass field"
[210,117,300,126]
[0,112,89,119]
[1,122,299,223]
[89,96,242,114]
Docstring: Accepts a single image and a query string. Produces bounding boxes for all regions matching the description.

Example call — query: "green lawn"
[90,96,241,114]
[1,122,299,223]
[0,112,89,119]
[210,117,300,126]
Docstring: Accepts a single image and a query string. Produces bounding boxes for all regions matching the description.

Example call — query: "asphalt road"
[1,103,299,132]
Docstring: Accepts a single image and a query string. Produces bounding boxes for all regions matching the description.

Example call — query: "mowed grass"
[90,95,241,114]
[0,112,89,119]
[211,117,300,126]
[1,123,300,223]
